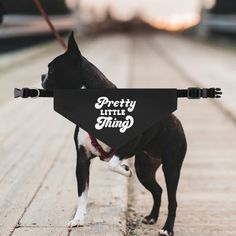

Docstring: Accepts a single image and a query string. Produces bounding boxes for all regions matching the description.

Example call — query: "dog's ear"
[67,32,81,57]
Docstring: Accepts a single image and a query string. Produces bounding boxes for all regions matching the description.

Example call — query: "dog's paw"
[159,229,174,236]
[142,215,156,225]
[67,218,84,229]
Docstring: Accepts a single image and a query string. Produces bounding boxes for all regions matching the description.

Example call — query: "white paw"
[159,229,172,236]
[121,164,133,177]
[67,218,84,228]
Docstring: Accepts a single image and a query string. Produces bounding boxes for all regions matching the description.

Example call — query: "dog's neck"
[82,57,117,89]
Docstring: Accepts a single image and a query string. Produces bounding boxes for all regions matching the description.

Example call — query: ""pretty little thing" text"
[94,96,136,133]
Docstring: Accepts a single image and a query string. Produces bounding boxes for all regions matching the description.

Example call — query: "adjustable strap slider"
[187,87,201,99]
[202,88,208,98]
[31,88,40,98]
[185,87,222,99]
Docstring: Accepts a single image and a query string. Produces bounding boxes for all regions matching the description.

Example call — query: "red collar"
[89,134,115,160]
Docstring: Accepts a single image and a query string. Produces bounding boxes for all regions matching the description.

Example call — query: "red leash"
[33,0,115,159]
[89,134,115,160]
[33,0,67,49]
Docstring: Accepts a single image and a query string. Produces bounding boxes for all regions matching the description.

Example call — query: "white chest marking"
[77,129,132,177]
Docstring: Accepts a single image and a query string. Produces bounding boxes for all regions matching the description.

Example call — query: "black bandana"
[54,89,177,149]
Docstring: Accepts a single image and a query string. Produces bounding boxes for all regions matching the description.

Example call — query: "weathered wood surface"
[154,34,236,120]
[0,33,236,236]
[0,34,130,236]
[127,35,236,236]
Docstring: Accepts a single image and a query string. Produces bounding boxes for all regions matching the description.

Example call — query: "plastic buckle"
[214,88,222,98]
[14,88,24,98]
[187,87,201,99]
[209,88,222,98]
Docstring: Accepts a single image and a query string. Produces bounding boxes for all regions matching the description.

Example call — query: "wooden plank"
[12,129,76,230]
[152,34,236,119]
[0,114,73,235]
[13,225,122,236]
[83,34,131,88]
[0,102,51,182]
[10,228,69,236]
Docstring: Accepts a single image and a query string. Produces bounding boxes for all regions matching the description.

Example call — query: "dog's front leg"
[68,127,91,228]
[108,155,132,177]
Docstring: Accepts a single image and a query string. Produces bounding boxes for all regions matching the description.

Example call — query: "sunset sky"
[71,0,215,31]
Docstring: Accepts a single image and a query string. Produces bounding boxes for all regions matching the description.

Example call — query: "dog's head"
[42,32,116,91]
[41,32,84,91]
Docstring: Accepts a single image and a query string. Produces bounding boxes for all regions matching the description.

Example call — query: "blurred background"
[0,1,236,236]
[1,0,236,50]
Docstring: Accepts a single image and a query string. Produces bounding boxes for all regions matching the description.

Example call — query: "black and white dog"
[41,33,187,236]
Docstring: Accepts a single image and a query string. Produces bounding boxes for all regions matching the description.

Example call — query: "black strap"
[14,88,53,98]
[14,87,222,99]
[177,87,222,99]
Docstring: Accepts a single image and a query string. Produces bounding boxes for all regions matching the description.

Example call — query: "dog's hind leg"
[135,152,162,224]
[159,145,186,236]
[68,126,91,229]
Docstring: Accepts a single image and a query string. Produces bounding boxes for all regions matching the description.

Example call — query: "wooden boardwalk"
[0,33,236,236]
